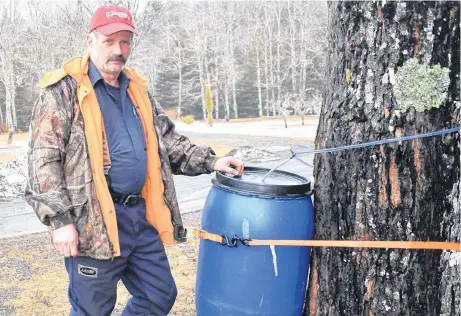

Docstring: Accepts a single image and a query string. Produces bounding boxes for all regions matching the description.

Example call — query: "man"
[25,5,243,316]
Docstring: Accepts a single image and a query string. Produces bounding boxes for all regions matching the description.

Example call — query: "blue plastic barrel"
[195,167,314,316]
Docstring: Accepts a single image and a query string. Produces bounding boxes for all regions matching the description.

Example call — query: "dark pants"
[64,199,177,316]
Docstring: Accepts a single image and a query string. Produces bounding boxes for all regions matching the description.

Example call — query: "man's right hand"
[52,223,79,257]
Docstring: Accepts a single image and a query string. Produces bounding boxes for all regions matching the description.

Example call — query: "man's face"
[87,30,132,77]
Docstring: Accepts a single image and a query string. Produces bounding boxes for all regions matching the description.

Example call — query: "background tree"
[293,91,322,126]
[205,85,214,127]
[0,0,29,143]
[306,2,460,316]
[0,1,329,134]
[279,93,293,129]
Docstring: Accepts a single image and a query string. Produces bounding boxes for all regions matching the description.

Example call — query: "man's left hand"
[213,157,244,176]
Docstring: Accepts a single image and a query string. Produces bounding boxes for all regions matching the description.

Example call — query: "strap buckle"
[123,194,140,206]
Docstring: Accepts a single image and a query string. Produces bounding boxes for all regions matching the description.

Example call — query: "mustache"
[106,55,126,63]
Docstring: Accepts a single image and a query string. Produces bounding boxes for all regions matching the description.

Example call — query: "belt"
[109,189,142,206]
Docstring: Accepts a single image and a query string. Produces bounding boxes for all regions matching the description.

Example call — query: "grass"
[175,114,319,125]
[215,114,319,123]
[0,132,29,162]
[0,132,240,162]
[0,154,16,163]
[191,140,234,157]
[0,135,234,162]
[0,229,201,316]
[0,132,29,144]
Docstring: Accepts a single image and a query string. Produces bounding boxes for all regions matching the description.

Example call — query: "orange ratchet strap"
[187,228,461,252]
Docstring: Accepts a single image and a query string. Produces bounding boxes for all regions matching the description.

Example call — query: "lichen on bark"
[394,58,450,112]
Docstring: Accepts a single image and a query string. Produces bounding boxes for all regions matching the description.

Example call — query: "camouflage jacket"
[25,56,217,259]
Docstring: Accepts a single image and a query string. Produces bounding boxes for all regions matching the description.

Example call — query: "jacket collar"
[63,54,90,84]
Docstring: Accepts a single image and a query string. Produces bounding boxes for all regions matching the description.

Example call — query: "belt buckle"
[123,195,139,206]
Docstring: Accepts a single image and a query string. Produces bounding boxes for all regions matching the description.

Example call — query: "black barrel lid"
[213,166,311,197]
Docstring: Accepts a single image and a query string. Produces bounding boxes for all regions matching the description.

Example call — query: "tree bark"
[0,101,4,126]
[306,2,460,316]
[224,81,230,122]
[230,39,238,119]
[266,7,277,117]
[264,34,270,117]
[205,51,213,120]
[256,46,263,117]
[288,1,297,93]
[269,36,276,116]
[275,2,282,117]
[1,47,16,143]
[11,66,17,130]
[231,69,238,119]
[214,54,220,120]
[177,39,182,118]
[198,57,206,121]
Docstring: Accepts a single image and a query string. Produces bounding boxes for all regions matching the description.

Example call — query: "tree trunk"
[306,2,460,316]
[204,52,214,122]
[11,66,16,130]
[177,39,182,118]
[198,58,207,121]
[275,3,282,117]
[231,73,238,119]
[264,37,270,117]
[269,37,276,116]
[205,52,211,88]
[224,82,230,122]
[266,9,276,117]
[9,49,17,131]
[214,54,220,120]
[288,1,297,93]
[300,23,308,103]
[256,46,263,117]
[230,42,238,118]
[5,78,14,144]
[2,48,15,143]
[0,101,4,127]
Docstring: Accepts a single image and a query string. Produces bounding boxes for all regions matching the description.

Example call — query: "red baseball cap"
[89,5,136,35]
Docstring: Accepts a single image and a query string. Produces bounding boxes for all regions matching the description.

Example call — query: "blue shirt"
[88,60,147,194]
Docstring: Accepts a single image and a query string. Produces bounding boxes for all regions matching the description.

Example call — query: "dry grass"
[0,132,29,162]
[0,135,233,163]
[191,140,234,157]
[0,154,16,163]
[0,229,201,316]
[0,132,29,144]
[218,114,319,123]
